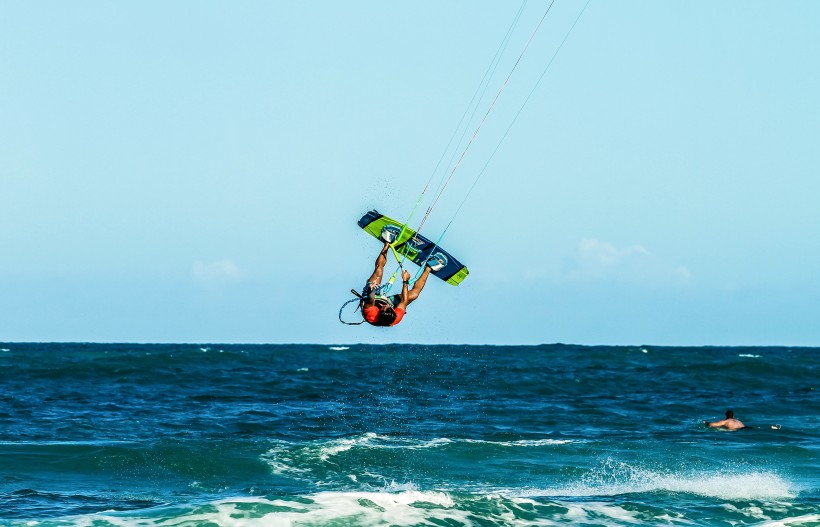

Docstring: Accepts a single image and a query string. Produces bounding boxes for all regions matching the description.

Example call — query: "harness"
[337,284,394,325]
[338,289,366,325]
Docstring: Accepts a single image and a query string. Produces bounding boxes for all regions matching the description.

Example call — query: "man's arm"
[395,270,411,311]
[363,243,391,308]
[705,419,728,428]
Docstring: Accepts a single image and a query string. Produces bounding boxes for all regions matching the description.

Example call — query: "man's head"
[725,410,734,419]
[362,304,397,326]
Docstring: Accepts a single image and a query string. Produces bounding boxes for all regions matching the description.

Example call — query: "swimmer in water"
[704,409,748,431]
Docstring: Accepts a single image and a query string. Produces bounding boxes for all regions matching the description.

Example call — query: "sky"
[2,1,818,346]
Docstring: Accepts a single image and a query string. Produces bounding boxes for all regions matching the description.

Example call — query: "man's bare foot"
[426,253,447,271]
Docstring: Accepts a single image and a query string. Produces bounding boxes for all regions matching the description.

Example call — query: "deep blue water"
[0,343,817,526]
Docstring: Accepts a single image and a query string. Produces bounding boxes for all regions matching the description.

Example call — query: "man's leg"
[366,242,391,286]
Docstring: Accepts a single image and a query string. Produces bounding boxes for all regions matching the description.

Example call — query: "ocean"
[0,343,817,526]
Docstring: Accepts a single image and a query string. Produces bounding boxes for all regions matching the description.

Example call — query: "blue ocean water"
[0,343,817,526]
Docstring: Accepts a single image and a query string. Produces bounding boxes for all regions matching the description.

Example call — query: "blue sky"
[2,1,818,346]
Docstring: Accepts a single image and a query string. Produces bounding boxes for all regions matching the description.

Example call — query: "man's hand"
[402,270,411,282]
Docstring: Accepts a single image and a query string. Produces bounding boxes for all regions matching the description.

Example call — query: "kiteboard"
[358,210,469,286]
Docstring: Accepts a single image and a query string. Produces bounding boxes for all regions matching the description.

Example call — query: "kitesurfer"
[360,229,445,327]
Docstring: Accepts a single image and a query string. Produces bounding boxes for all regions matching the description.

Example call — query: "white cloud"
[191,259,244,289]
[565,238,692,285]
[578,239,649,269]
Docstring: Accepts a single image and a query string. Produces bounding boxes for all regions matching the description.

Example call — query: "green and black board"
[358,210,469,286]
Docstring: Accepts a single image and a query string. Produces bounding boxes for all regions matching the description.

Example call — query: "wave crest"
[523,459,797,501]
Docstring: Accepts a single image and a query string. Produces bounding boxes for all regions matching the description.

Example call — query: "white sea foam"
[22,491,816,527]
[521,459,797,501]
[738,353,761,358]
[310,433,453,462]
[71,492,465,527]
[463,438,578,447]
[262,433,579,487]
[224,491,465,527]
[317,433,378,460]
[756,513,820,527]
[329,346,350,351]
[316,434,576,455]
[44,492,575,527]
[263,433,578,475]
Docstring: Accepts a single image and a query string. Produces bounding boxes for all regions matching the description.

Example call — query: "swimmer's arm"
[704,419,728,428]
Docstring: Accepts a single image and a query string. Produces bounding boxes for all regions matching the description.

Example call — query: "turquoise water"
[0,343,817,526]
